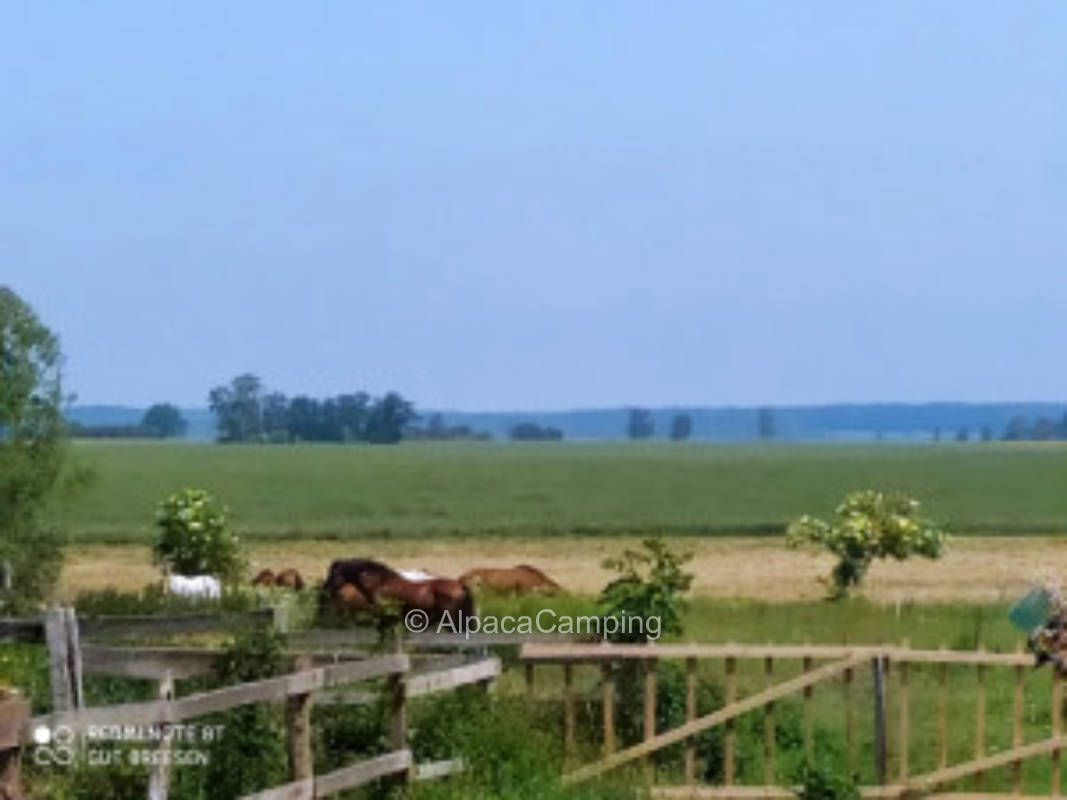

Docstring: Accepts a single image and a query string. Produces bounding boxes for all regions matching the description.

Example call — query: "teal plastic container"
[1009,588,1052,632]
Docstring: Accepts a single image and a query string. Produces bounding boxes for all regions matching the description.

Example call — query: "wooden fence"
[0,606,501,799]
[521,642,1064,799]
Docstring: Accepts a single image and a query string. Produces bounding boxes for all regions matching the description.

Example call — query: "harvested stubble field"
[60,536,1067,604]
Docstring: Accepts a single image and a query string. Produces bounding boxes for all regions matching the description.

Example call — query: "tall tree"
[208,373,264,443]
[669,413,692,441]
[141,403,187,438]
[627,408,655,440]
[365,392,417,444]
[0,287,85,606]
[756,407,776,440]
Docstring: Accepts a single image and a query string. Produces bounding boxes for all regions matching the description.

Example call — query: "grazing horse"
[319,558,474,621]
[275,568,305,591]
[459,564,563,594]
[251,569,276,587]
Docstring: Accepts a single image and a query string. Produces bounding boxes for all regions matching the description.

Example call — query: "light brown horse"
[251,569,276,587]
[275,568,305,591]
[459,564,562,594]
[319,558,474,621]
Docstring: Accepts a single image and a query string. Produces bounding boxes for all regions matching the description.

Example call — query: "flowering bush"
[786,490,947,598]
[152,488,243,582]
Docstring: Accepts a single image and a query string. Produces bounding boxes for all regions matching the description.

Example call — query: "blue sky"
[2,2,1064,410]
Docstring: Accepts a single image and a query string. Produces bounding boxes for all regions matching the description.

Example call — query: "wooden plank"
[237,777,314,800]
[645,658,657,780]
[803,655,814,765]
[685,657,696,784]
[873,657,888,785]
[563,655,867,785]
[286,657,314,786]
[389,668,408,786]
[312,689,377,707]
[175,670,325,719]
[1013,649,1024,794]
[321,654,409,689]
[564,663,576,759]
[899,659,910,782]
[64,608,84,711]
[313,749,413,796]
[603,662,616,758]
[764,656,776,786]
[414,757,464,781]
[725,656,737,785]
[845,665,855,775]
[0,696,30,750]
[938,660,948,771]
[82,646,366,681]
[44,607,74,712]
[975,662,986,789]
[520,643,1034,666]
[905,735,1067,794]
[406,658,500,698]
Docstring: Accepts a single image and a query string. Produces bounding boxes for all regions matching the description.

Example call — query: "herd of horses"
[250,559,562,622]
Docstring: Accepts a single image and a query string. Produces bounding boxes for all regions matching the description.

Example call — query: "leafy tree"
[0,287,89,608]
[627,408,655,440]
[599,537,693,643]
[786,490,947,598]
[669,413,692,441]
[364,392,417,444]
[140,402,187,438]
[756,407,776,439]
[980,425,993,442]
[208,373,263,443]
[153,488,244,582]
[335,391,369,441]
[955,427,969,442]
[261,391,289,442]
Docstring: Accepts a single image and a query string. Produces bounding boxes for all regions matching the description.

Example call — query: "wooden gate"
[521,642,1065,799]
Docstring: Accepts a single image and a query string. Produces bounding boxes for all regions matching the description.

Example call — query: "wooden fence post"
[389,658,409,786]
[872,656,887,785]
[286,656,314,786]
[44,606,83,712]
[643,659,656,782]
[602,663,615,758]
[148,670,174,800]
[802,655,814,766]
[764,655,776,786]
[898,641,909,783]
[684,657,696,785]
[563,664,576,760]
[1053,671,1063,797]
[724,656,737,786]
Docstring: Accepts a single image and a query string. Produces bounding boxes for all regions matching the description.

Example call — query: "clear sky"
[2,2,1064,410]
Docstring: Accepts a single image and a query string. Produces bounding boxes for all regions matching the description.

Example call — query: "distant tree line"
[70,403,187,439]
[509,422,563,441]
[208,373,416,444]
[1001,413,1067,441]
[407,413,492,441]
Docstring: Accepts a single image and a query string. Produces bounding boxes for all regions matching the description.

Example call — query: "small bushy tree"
[600,537,693,643]
[153,488,243,582]
[786,490,947,598]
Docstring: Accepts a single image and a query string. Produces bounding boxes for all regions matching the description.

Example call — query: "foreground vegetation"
[61,440,1067,542]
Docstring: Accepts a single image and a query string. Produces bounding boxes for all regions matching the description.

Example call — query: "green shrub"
[786,490,947,598]
[793,759,860,800]
[600,537,693,644]
[152,488,244,583]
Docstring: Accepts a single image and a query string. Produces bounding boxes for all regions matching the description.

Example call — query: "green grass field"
[60,440,1067,542]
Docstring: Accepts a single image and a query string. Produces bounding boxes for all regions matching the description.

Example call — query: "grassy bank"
[61,440,1067,542]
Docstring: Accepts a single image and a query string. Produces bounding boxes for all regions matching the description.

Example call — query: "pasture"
[61,440,1067,542]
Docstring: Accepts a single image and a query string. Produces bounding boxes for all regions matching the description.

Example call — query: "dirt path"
[58,536,1067,604]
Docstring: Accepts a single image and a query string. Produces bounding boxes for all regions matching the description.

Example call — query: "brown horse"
[459,564,562,594]
[275,568,305,591]
[251,569,276,587]
[319,558,474,621]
